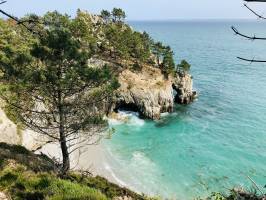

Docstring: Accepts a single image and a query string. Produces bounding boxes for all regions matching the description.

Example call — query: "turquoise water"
[104,20,266,199]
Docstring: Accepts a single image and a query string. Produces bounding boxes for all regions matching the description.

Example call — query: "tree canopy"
[0,11,119,173]
[0,8,180,173]
[177,59,191,72]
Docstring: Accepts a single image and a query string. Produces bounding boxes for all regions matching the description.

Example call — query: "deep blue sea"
[103,20,266,199]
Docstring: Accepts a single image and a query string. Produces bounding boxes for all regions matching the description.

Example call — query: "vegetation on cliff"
[0,8,192,174]
[199,190,265,200]
[0,142,263,200]
[0,10,121,173]
[0,142,155,200]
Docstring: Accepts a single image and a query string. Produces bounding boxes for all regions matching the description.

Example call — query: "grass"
[0,142,55,172]
[66,173,148,199]
[0,166,107,200]
[0,142,155,200]
[1,143,263,200]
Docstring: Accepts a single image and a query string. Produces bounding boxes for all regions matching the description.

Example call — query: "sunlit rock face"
[172,72,197,105]
[0,107,21,145]
[113,66,196,120]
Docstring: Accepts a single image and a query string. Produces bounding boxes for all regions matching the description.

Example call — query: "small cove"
[103,20,266,199]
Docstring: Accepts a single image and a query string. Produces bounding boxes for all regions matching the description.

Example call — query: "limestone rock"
[0,107,21,145]
[85,58,196,119]
[172,72,197,104]
[112,65,196,120]
[0,107,50,151]
[0,192,9,200]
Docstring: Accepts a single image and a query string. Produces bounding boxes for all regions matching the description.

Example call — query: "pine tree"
[0,12,119,174]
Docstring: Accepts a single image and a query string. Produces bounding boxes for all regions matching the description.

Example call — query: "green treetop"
[0,11,119,174]
[111,8,126,22]
[161,46,175,77]
[177,59,191,72]
[152,42,165,66]
[100,10,111,23]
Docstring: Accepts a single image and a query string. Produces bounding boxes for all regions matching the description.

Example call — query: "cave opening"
[172,84,181,103]
[114,101,140,113]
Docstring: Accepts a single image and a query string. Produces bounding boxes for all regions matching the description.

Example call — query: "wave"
[108,110,145,127]
[103,161,129,187]
[103,144,162,196]
[161,112,170,117]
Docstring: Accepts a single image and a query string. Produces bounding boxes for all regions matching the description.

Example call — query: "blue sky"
[0,0,265,20]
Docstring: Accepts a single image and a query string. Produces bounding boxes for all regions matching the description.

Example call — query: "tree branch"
[232,26,266,40]
[0,1,42,36]
[244,3,266,19]
[244,0,266,2]
[237,56,266,63]
[0,1,7,5]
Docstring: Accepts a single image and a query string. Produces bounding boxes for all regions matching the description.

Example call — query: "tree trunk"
[60,132,70,174]
[59,104,70,174]
[57,81,70,174]
[157,56,160,66]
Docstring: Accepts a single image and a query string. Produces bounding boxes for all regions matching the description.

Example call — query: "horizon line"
[127,18,266,22]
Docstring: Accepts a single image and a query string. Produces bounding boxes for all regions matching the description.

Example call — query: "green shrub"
[0,166,107,200]
[132,62,142,71]
[0,142,30,155]
[0,171,18,187]
[177,60,191,72]
[48,179,107,200]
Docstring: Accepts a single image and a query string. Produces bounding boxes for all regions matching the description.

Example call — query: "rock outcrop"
[172,71,197,104]
[0,108,21,145]
[0,59,196,146]
[113,66,174,119]
[0,107,50,150]
[0,192,9,200]
[111,65,196,120]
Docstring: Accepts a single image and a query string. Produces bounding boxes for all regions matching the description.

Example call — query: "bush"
[132,62,142,71]
[177,60,191,72]
[0,143,150,200]
[0,166,107,200]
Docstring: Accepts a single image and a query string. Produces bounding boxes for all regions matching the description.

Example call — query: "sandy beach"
[0,107,132,192]
[39,140,127,187]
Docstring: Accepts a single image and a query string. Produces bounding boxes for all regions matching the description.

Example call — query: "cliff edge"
[113,66,196,120]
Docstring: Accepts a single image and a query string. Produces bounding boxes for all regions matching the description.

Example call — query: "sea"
[102,20,266,199]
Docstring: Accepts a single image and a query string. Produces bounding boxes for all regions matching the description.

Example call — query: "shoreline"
[39,141,127,187]
[0,106,141,195]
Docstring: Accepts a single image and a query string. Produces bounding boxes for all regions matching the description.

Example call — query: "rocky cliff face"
[172,72,197,105]
[0,107,49,150]
[0,59,196,146]
[0,108,21,145]
[113,66,174,119]
[111,65,196,120]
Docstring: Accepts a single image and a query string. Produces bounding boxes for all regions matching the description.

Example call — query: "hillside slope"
[0,142,155,200]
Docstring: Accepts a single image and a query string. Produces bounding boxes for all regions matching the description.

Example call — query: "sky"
[0,0,265,20]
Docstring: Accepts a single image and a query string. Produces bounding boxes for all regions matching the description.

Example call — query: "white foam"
[103,146,162,196]
[108,110,145,127]
[161,112,170,117]
[104,162,128,187]
[131,151,156,168]
[108,118,123,126]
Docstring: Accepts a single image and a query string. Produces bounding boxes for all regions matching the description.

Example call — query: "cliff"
[87,57,196,120]
[111,66,196,120]
[0,108,21,145]
[172,71,197,104]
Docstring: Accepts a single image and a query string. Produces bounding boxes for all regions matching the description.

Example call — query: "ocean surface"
[103,20,266,199]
